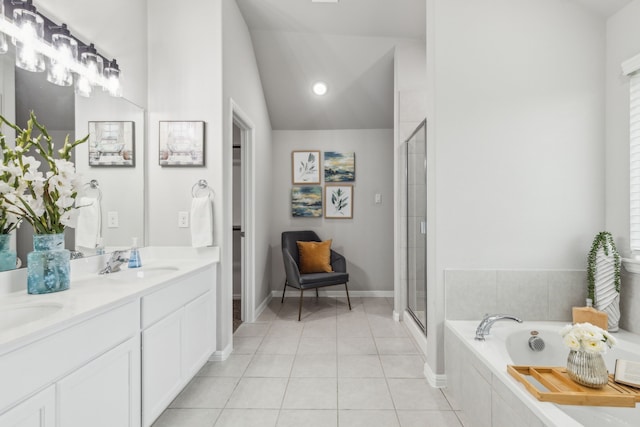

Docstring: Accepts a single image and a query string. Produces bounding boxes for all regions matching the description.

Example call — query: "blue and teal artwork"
[324,151,355,182]
[292,186,323,217]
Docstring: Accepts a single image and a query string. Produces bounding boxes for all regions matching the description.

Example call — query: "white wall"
[222,0,274,322]
[606,0,640,334]
[271,129,394,294]
[147,0,225,350]
[393,42,427,317]
[426,0,606,377]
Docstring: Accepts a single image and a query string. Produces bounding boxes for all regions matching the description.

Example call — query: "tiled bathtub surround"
[444,323,546,427]
[620,270,640,334]
[444,270,588,321]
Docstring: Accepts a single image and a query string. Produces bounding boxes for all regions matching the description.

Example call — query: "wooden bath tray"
[507,365,640,407]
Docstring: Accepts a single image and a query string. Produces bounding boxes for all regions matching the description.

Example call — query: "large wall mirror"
[0,44,145,269]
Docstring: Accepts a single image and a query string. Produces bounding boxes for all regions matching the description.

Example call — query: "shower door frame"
[405,119,427,335]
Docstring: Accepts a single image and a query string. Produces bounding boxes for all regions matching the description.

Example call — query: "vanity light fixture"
[312,81,328,96]
[80,43,103,85]
[0,4,7,54]
[103,59,122,97]
[0,0,122,96]
[12,0,44,72]
[47,23,76,86]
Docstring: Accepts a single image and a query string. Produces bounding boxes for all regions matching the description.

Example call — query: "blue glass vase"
[27,233,70,294]
[0,233,16,272]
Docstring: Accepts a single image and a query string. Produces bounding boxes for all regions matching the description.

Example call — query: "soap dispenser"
[95,237,105,255]
[128,237,142,268]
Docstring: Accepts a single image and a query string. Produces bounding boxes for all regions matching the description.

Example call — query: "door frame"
[230,99,256,323]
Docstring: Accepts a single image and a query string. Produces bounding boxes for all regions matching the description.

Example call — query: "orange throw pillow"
[297,240,333,273]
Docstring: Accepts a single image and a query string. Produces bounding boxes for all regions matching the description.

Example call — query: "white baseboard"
[424,361,447,388]
[209,342,232,362]
[402,310,427,356]
[271,290,394,298]
[393,310,401,321]
[254,293,271,321]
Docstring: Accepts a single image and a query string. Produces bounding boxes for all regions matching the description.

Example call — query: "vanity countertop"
[0,246,220,355]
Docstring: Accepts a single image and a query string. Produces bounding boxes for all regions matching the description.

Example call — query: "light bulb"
[312,81,328,96]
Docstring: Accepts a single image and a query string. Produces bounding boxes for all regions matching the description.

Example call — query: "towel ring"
[83,179,103,202]
[192,179,214,199]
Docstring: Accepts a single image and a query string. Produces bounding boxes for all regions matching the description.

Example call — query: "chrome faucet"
[99,250,129,275]
[475,314,523,341]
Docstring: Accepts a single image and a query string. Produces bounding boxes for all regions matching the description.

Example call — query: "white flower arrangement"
[559,322,616,354]
[0,113,88,234]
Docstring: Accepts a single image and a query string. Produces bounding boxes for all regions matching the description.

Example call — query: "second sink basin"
[0,302,64,330]
[106,266,180,281]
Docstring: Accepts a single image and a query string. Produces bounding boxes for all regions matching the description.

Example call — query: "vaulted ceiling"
[236,0,426,130]
[236,0,632,131]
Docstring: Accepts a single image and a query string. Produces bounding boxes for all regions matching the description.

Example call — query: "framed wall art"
[159,121,205,166]
[325,184,353,219]
[324,151,355,182]
[292,150,321,184]
[292,186,322,217]
[88,121,135,167]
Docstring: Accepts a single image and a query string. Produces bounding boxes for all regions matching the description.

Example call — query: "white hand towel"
[75,197,101,248]
[190,196,213,248]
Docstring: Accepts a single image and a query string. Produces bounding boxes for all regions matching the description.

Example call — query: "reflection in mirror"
[13,62,75,267]
[0,49,144,269]
[75,91,145,256]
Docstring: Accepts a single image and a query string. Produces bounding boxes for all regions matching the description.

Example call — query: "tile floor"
[153,296,464,427]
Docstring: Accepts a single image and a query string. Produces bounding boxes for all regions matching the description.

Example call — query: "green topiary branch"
[587,231,621,304]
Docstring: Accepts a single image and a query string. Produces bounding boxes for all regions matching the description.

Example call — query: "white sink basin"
[0,302,64,330]
[106,266,180,281]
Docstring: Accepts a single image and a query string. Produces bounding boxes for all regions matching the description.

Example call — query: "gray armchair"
[281,230,351,320]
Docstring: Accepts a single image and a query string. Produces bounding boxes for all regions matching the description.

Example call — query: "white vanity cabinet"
[56,336,141,427]
[141,266,216,427]
[0,249,219,427]
[0,301,140,427]
[0,387,55,427]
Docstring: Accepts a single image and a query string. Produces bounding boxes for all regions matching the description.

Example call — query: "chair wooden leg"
[315,288,319,299]
[344,282,352,311]
[298,289,304,321]
[281,281,287,303]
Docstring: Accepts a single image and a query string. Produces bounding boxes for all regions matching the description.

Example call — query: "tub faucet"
[475,314,523,341]
[99,250,129,275]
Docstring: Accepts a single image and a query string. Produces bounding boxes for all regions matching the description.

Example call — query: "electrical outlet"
[107,211,119,228]
[374,193,382,204]
[178,211,189,228]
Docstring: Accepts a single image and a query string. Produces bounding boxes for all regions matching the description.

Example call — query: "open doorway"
[231,100,256,332]
[232,123,242,332]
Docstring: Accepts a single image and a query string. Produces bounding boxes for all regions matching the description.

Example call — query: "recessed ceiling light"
[312,81,328,96]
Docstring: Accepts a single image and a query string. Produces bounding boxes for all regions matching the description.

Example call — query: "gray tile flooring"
[153,297,464,427]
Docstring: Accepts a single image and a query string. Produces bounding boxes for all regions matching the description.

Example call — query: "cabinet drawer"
[141,269,213,328]
[0,301,139,413]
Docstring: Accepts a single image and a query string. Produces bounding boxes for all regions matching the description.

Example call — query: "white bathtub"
[445,320,640,427]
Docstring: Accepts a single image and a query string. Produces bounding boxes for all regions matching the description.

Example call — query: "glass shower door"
[406,119,427,333]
